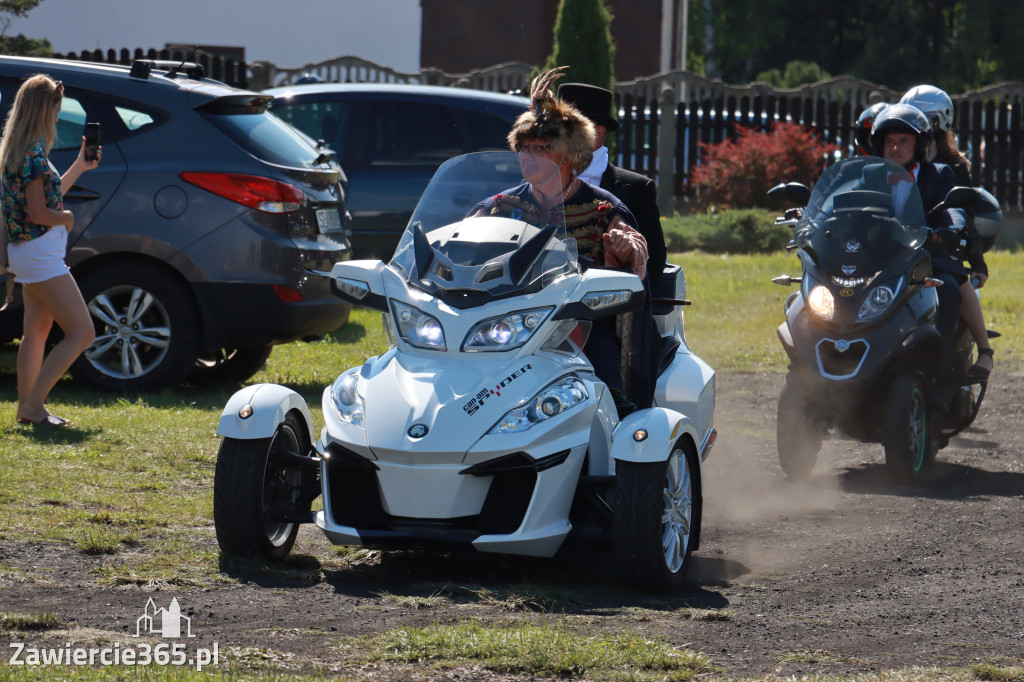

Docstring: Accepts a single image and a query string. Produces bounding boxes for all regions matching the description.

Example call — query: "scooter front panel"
[358,354,574,464]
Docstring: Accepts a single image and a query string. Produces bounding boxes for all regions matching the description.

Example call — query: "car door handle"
[64,187,101,202]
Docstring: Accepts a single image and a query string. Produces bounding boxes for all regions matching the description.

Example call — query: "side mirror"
[940,185,980,210]
[767,182,811,206]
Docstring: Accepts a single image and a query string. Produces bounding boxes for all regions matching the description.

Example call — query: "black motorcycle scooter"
[768,156,993,481]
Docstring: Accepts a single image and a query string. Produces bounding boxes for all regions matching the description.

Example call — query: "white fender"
[216,383,315,441]
[610,407,698,464]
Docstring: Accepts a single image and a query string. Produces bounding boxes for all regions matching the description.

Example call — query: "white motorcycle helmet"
[900,85,954,132]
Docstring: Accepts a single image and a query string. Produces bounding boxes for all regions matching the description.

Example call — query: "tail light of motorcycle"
[180,172,304,213]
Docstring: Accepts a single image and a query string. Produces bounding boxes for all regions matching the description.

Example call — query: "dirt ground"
[2,369,1023,679]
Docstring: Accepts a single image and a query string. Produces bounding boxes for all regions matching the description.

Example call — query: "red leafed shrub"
[690,122,838,210]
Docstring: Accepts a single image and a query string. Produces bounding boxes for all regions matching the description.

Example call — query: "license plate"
[316,207,342,233]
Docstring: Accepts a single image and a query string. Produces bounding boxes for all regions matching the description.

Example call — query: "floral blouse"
[3,142,63,242]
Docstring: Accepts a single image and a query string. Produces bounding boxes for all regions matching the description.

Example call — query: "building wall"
[420,0,663,81]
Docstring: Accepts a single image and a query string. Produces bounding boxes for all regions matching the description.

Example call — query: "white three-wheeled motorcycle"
[214,152,716,590]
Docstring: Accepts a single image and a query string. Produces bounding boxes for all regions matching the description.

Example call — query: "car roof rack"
[130,59,205,81]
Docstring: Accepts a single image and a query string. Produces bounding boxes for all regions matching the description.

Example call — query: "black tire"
[192,345,274,385]
[776,380,824,481]
[613,439,701,592]
[884,374,930,481]
[214,412,313,560]
[72,263,199,391]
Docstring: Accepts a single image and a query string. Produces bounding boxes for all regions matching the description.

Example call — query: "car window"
[54,95,88,151]
[115,105,156,131]
[204,109,322,168]
[368,100,463,169]
[459,108,519,151]
[268,99,352,158]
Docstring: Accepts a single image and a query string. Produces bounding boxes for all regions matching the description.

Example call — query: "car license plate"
[316,207,342,233]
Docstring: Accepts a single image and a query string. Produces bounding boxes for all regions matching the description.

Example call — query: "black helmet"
[871,103,932,162]
[855,102,888,155]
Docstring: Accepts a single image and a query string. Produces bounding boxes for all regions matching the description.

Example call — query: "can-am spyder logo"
[462,364,532,415]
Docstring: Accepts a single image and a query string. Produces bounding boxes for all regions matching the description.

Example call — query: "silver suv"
[0,57,352,391]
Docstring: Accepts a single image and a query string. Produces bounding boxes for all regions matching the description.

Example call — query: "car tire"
[214,412,316,560]
[613,438,700,592]
[192,345,274,385]
[72,263,199,392]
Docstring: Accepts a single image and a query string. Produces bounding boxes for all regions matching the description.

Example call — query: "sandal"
[16,414,74,428]
[968,347,994,380]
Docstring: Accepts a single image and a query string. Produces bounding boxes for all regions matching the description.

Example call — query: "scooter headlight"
[463,307,553,351]
[330,371,364,427]
[858,280,900,321]
[488,375,588,434]
[390,300,446,350]
[806,284,836,321]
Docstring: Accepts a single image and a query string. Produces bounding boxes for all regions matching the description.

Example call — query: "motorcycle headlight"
[463,307,553,351]
[330,371,364,427]
[858,281,899,321]
[488,375,588,434]
[390,300,446,350]
[806,284,836,321]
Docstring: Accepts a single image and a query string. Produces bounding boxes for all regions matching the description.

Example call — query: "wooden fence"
[53,52,1024,211]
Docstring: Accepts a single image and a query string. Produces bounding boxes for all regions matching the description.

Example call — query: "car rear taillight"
[180,172,304,213]
[272,285,304,303]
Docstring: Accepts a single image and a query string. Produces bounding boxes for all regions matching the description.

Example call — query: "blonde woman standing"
[0,75,100,427]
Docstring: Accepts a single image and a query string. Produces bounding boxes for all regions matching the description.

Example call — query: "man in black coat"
[557,83,667,279]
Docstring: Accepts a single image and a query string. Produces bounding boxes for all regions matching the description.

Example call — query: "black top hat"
[557,82,619,131]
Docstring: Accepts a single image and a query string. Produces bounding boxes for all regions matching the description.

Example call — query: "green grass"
[368,619,712,680]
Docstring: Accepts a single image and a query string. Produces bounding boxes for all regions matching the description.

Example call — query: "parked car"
[0,56,352,391]
[265,83,527,258]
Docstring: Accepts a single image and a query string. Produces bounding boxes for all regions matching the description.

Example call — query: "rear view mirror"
[767,182,811,206]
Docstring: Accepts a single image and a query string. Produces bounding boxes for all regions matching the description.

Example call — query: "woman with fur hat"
[473,67,655,408]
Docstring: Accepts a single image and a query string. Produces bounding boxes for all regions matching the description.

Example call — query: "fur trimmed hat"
[507,67,595,174]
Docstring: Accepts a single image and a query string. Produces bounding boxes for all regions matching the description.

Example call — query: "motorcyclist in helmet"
[872,103,969,402]
[900,84,994,379]
[854,102,888,156]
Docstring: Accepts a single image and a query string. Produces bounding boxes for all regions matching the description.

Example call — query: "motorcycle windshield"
[390,152,575,304]
[796,156,928,278]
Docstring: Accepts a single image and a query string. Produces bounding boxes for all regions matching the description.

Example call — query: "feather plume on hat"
[508,66,595,174]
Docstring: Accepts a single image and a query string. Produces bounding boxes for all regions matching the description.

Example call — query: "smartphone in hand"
[84,122,100,161]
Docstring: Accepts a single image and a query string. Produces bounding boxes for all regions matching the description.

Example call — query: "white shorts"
[6,225,70,284]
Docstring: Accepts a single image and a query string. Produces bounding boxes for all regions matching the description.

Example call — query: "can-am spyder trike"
[214,151,717,590]
[769,156,994,481]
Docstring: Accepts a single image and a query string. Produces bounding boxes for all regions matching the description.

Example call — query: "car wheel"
[214,412,317,560]
[613,438,700,592]
[73,264,199,392]
[192,345,274,385]
[776,380,824,481]
[884,374,929,481]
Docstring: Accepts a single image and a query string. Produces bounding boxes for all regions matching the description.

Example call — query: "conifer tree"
[544,0,615,91]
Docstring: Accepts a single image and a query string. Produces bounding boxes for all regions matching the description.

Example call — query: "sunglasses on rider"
[515,143,553,155]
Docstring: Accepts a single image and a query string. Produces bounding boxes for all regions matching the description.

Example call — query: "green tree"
[688,0,1024,91]
[0,0,51,56]
[756,60,831,88]
[543,0,615,91]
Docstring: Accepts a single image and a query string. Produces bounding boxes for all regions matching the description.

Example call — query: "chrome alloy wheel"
[85,285,171,380]
[662,447,694,573]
